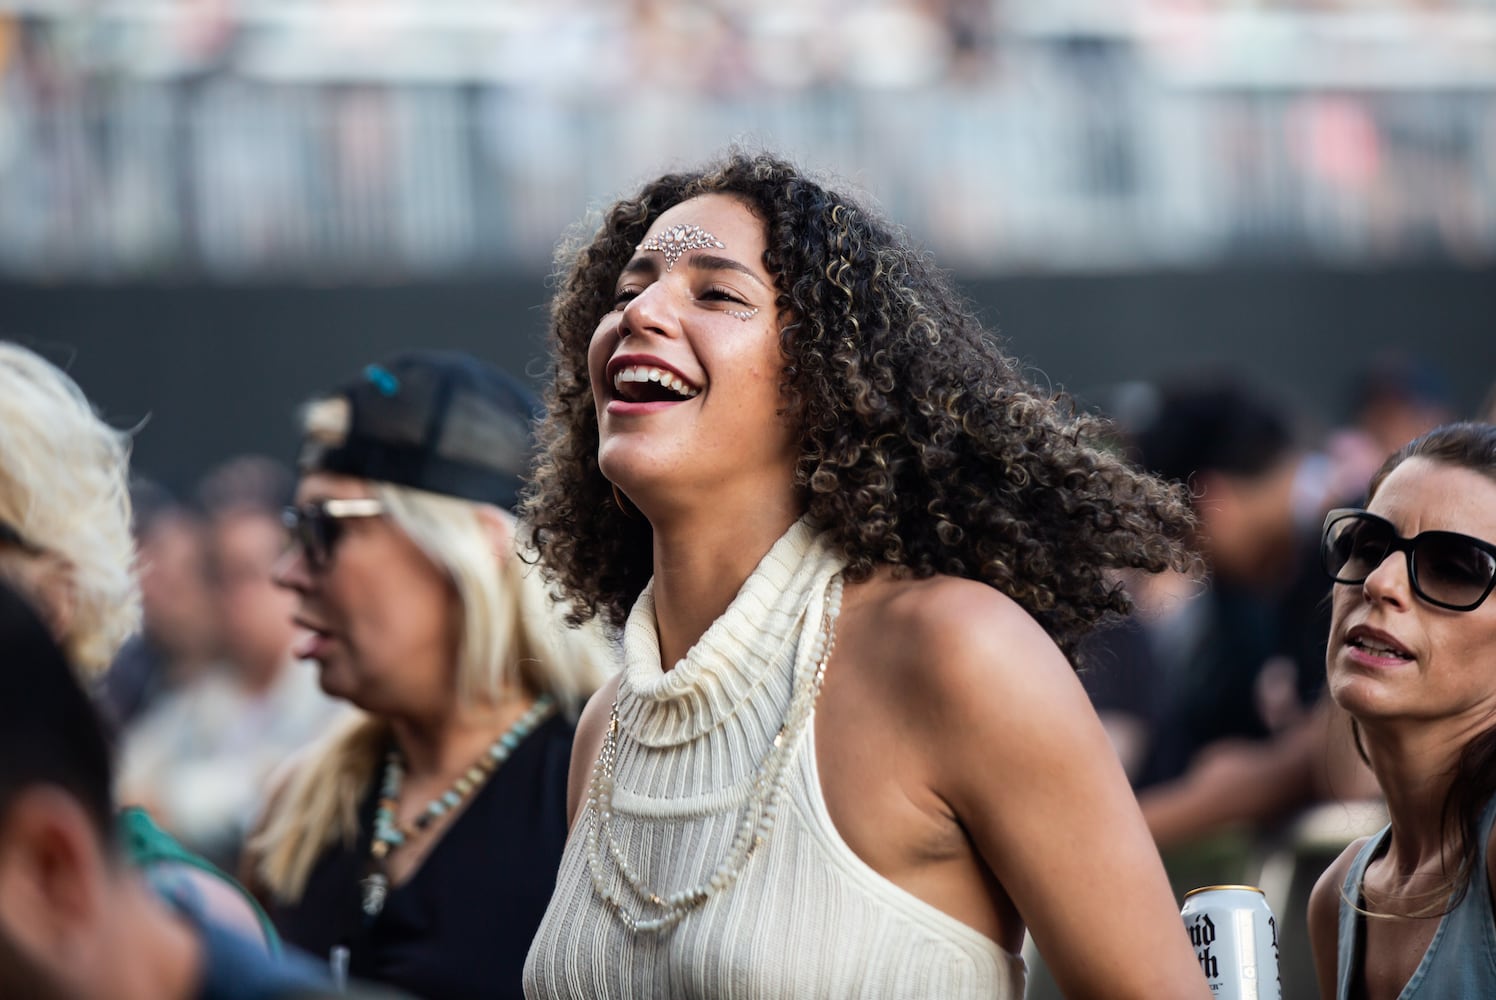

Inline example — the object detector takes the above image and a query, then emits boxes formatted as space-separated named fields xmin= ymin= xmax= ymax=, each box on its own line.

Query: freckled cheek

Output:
xmin=1448 ymin=620 xmax=1496 ymax=671
xmin=587 ymin=322 xmax=619 ymax=400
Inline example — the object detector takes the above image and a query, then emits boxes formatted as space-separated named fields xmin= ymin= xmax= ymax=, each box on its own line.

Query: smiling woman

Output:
xmin=1308 ymin=422 xmax=1496 ymax=1000
xmin=520 ymin=152 xmax=1209 ymax=1000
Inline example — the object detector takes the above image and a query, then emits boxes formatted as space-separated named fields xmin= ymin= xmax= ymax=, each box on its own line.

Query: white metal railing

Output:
xmin=0 ymin=3 xmax=1493 ymax=278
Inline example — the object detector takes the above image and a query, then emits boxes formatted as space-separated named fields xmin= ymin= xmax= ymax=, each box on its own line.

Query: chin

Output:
xmin=597 ymin=444 xmax=672 ymax=497
xmin=313 ymin=665 xmax=357 ymax=705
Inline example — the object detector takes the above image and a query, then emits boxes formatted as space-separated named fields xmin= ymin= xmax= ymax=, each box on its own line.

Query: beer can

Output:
xmin=1180 ymin=884 xmax=1281 ymax=1000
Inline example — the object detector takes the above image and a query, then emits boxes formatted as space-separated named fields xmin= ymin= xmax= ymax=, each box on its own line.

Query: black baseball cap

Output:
xmin=298 ymin=351 xmax=539 ymax=511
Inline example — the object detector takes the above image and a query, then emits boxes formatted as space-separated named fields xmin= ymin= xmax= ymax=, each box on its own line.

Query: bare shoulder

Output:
xmin=1309 ymin=836 xmax=1367 ymax=919
xmin=1307 ymin=836 xmax=1368 ymax=1000
xmin=836 ymin=572 xmax=1210 ymax=997
xmin=566 ymin=671 xmax=622 ymax=829
xmin=836 ymin=570 xmax=1097 ymax=802
xmin=841 ymin=570 xmax=1079 ymax=728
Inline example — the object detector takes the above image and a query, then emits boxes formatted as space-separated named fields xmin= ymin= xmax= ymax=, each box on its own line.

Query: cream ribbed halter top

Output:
xmin=523 ymin=519 xmax=1025 ymax=999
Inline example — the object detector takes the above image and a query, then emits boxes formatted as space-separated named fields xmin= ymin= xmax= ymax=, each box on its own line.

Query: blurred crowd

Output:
xmin=2 ymin=1 xmax=1495 ymax=277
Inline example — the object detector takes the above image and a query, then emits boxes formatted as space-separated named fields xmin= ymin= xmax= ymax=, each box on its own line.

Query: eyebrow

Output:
xmin=689 ymin=253 xmax=769 ymax=290
xmin=620 ymin=251 xmax=769 ymax=290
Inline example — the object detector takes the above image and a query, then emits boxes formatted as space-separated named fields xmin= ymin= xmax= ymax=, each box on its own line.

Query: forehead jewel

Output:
xmin=637 ymin=223 xmax=726 ymax=271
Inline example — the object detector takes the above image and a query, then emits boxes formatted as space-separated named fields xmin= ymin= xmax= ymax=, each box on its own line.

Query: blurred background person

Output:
xmin=1126 ymin=375 xmax=1314 ymax=796
xmin=248 ymin=352 xmax=610 ymax=1000
xmin=1072 ymin=375 xmax=1380 ymax=1000
xmin=0 ymin=341 xmax=140 ymax=683
xmin=117 ymin=455 xmax=348 ymax=870
xmin=0 ymin=578 xmax=380 ymax=1000
xmin=100 ymin=481 xmax=223 ymax=730
xmin=1321 ymin=352 xmax=1458 ymax=512
xmin=0 ymin=339 xmax=280 ymax=951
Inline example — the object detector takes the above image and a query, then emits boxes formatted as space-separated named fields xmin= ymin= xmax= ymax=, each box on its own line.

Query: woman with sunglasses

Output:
xmin=1308 ymin=421 xmax=1496 ymax=999
xmin=520 ymin=153 xmax=1208 ymax=998
xmin=248 ymin=352 xmax=609 ymax=1000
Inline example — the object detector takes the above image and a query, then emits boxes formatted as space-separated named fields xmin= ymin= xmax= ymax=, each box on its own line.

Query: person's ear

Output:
xmin=0 ymin=786 xmax=110 ymax=967
xmin=475 ymin=505 xmax=517 ymax=558
xmin=0 ymin=556 xmax=77 ymax=652
xmin=32 ymin=559 xmax=77 ymax=643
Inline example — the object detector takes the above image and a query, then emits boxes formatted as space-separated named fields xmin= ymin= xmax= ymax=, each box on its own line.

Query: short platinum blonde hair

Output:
xmin=0 ymin=343 xmax=138 ymax=674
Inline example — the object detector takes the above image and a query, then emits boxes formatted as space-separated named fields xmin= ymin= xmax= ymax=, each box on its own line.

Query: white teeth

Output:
xmin=613 ymin=365 xmax=699 ymax=399
xmin=1353 ymin=637 xmax=1410 ymax=658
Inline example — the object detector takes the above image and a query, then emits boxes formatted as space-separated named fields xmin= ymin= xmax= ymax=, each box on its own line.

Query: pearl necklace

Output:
xmin=359 ymin=693 xmax=556 ymax=917
xmin=584 ymin=575 xmax=843 ymax=934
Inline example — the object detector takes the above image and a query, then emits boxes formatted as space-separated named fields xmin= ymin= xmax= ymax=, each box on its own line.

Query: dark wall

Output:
xmin=2 ymin=266 xmax=1491 ymax=498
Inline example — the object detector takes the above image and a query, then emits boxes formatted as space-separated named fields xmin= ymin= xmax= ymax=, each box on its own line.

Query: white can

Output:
xmin=1180 ymin=884 xmax=1282 ymax=1000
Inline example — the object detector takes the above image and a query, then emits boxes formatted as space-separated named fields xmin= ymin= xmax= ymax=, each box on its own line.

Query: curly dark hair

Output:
xmin=522 ymin=152 xmax=1197 ymax=662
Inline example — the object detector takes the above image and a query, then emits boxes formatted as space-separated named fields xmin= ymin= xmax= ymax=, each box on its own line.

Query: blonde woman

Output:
xmin=0 ymin=342 xmax=138 ymax=674
xmin=253 ymin=352 xmax=608 ymax=1000
xmin=0 ymin=340 xmax=279 ymax=946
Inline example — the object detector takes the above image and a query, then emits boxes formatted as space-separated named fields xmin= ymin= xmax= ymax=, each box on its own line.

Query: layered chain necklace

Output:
xmin=359 ymin=693 xmax=556 ymax=918
xmin=584 ymin=575 xmax=844 ymax=933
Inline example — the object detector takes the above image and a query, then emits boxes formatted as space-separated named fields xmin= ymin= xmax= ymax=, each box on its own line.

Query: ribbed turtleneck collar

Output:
xmin=617 ymin=517 xmax=845 ymax=748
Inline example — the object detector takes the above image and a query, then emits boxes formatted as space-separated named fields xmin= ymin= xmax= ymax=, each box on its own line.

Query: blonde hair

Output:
xmin=251 ymin=397 xmax=613 ymax=902
xmin=0 ymin=343 xmax=139 ymax=675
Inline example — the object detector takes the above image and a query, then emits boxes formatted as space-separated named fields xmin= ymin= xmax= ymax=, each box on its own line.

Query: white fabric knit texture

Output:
xmin=524 ymin=518 xmax=1025 ymax=999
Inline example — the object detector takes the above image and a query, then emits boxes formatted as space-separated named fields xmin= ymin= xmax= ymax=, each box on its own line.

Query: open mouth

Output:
xmin=612 ymin=364 xmax=700 ymax=403
xmin=1346 ymin=626 xmax=1413 ymax=661
xmin=1347 ymin=636 xmax=1412 ymax=660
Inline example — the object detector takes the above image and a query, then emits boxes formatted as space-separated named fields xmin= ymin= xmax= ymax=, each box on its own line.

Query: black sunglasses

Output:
xmin=1321 ymin=508 xmax=1496 ymax=612
xmin=282 ymin=498 xmax=385 ymax=570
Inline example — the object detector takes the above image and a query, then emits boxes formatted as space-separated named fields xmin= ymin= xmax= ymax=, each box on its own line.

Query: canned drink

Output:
xmin=1180 ymin=884 xmax=1281 ymax=1000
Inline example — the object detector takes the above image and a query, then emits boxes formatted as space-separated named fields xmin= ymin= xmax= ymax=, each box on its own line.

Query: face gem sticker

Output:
xmin=637 ymin=224 xmax=727 ymax=270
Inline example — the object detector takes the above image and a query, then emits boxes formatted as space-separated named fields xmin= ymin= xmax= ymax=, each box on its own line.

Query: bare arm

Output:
xmin=916 ymin=582 xmax=1206 ymax=1000
xmin=1140 ymin=729 xmax=1317 ymax=850
xmin=1307 ymin=839 xmax=1364 ymax=1000
xmin=566 ymin=673 xmax=621 ymax=830
xmin=1140 ymin=698 xmax=1379 ymax=850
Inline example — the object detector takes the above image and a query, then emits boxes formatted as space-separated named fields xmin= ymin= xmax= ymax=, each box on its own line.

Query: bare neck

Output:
xmin=648 ymin=505 xmax=802 ymax=672
xmin=1363 ymin=716 xmax=1485 ymax=865
xmin=236 ymin=652 xmax=288 ymax=698
xmin=389 ymin=687 xmax=535 ymax=780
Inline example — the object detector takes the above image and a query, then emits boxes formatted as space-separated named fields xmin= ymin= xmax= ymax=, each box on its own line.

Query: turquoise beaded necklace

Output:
xmin=360 ymin=693 xmax=556 ymax=917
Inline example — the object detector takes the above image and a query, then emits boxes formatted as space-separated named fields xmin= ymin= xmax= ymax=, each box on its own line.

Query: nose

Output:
xmin=1360 ymin=548 xmax=1413 ymax=610
xmin=618 ymin=279 xmax=677 ymax=341
xmin=272 ymin=543 xmax=312 ymax=594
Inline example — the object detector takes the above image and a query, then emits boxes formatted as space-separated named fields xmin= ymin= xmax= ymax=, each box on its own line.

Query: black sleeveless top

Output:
xmin=271 ymin=713 xmax=574 ymax=1000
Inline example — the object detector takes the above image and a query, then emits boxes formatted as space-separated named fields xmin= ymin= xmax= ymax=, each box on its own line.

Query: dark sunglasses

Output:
xmin=282 ymin=498 xmax=385 ymax=570
xmin=1321 ymin=508 xmax=1496 ymax=612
